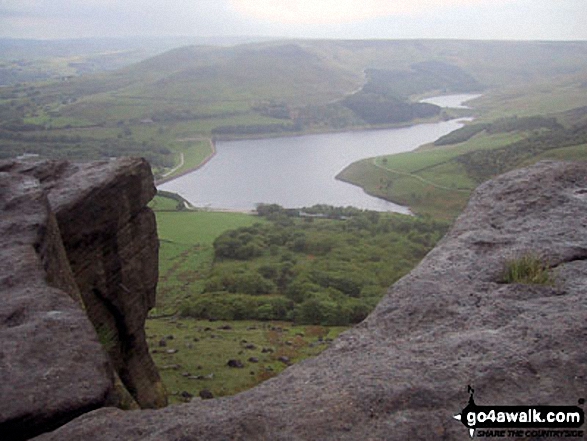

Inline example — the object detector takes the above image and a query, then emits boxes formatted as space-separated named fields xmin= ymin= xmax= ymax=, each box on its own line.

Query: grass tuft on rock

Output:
xmin=501 ymin=254 xmax=555 ymax=286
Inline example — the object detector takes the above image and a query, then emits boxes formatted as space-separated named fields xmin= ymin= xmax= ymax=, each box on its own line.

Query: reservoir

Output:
xmin=159 ymin=94 xmax=478 ymax=212
xmin=420 ymin=93 xmax=482 ymax=108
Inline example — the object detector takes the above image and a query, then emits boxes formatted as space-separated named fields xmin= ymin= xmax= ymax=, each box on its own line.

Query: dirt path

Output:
xmin=156 ymin=138 xmax=216 ymax=185
xmin=161 ymin=152 xmax=185 ymax=178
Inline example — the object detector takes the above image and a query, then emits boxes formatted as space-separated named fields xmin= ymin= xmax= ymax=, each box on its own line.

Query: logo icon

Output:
xmin=453 ymin=386 xmax=585 ymax=438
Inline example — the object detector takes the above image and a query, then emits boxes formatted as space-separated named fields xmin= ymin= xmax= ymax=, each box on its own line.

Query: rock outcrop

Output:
xmin=0 ymin=158 xmax=166 ymax=440
xmin=30 ymin=160 xmax=587 ymax=440
xmin=2 ymin=159 xmax=585 ymax=440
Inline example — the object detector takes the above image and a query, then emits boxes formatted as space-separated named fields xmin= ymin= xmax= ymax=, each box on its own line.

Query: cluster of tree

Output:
xmin=486 ymin=116 xmax=562 ymax=134
xmin=338 ymin=61 xmax=484 ymax=126
xmin=0 ymin=66 xmax=52 ymax=87
xmin=0 ymin=131 xmax=174 ymax=167
xmin=433 ymin=123 xmax=490 ymax=146
xmin=251 ymin=101 xmax=292 ymax=119
xmin=457 ymin=121 xmax=587 ymax=183
xmin=292 ymin=103 xmax=363 ymax=130
xmin=180 ymin=206 xmax=449 ymax=326
xmin=362 ymin=62 xmax=482 ymax=100
xmin=150 ymin=109 xmax=239 ymax=123
xmin=211 ymin=122 xmax=301 ymax=136
xmin=434 ymin=115 xmax=563 ymax=146
xmin=256 ymin=203 xmax=373 ymax=220
xmin=342 ymin=92 xmax=440 ymax=125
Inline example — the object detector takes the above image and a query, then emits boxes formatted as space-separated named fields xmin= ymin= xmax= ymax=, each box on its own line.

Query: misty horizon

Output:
xmin=1 ymin=0 xmax=585 ymax=41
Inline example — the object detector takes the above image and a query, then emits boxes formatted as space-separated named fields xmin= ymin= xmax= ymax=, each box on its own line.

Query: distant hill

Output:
xmin=45 ymin=39 xmax=587 ymax=122
xmin=1 ymin=39 xmax=587 ymax=170
xmin=0 ymin=36 xmax=278 ymax=86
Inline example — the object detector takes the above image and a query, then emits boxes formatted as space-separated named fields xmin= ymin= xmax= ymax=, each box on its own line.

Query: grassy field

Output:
xmin=151 ymin=206 xmax=264 ymax=315
xmin=148 ymin=200 xmax=359 ymax=403
xmin=339 ymin=130 xmax=587 ymax=220
xmin=471 ymin=73 xmax=587 ymax=121
xmin=145 ymin=318 xmax=346 ymax=404
xmin=337 ymin=159 xmax=471 ymax=220
xmin=150 ymin=201 xmax=307 ymax=402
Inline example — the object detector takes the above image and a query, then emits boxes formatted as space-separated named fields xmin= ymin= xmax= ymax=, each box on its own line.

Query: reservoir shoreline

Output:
xmin=158 ymin=94 xmax=479 ymax=212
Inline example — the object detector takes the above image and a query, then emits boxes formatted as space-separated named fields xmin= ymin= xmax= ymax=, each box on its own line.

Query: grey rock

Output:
xmin=1 ymin=158 xmax=167 ymax=439
xmin=277 ymin=356 xmax=291 ymax=365
xmin=199 ymin=389 xmax=214 ymax=400
xmin=227 ymin=359 xmax=245 ymax=368
xmin=0 ymin=170 xmax=114 ymax=441
xmin=180 ymin=391 xmax=193 ymax=401
xmin=2 ymin=158 xmax=166 ymax=410
xmin=33 ymin=161 xmax=587 ymax=440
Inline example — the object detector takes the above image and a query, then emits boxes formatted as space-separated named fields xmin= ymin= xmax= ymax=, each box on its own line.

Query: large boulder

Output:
xmin=0 ymin=169 xmax=114 ymax=441
xmin=25 ymin=159 xmax=166 ymax=409
xmin=0 ymin=158 xmax=166 ymax=440
xmin=33 ymin=160 xmax=587 ymax=440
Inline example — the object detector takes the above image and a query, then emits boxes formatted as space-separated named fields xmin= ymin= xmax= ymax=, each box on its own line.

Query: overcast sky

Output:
xmin=0 ymin=0 xmax=585 ymax=41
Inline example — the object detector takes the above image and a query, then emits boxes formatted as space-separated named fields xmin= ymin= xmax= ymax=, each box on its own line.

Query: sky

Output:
xmin=0 ymin=0 xmax=586 ymax=41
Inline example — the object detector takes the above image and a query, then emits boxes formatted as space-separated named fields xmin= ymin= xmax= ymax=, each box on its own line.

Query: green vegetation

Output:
xmin=501 ymin=254 xmax=555 ymax=286
xmin=455 ymin=120 xmax=587 ymax=184
xmin=95 ymin=324 xmax=118 ymax=352
xmin=145 ymin=318 xmax=346 ymax=404
xmin=153 ymin=208 xmax=263 ymax=315
xmin=339 ymin=106 xmax=587 ymax=220
xmin=148 ymin=194 xmax=448 ymax=401
xmin=433 ymin=116 xmax=561 ymax=146
xmin=172 ymin=204 xmax=447 ymax=326
xmin=5 ymin=39 xmax=586 ymax=180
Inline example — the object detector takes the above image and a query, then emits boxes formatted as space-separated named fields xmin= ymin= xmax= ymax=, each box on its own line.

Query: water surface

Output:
xmin=420 ymin=93 xmax=482 ymax=109
xmin=160 ymin=95 xmax=478 ymax=212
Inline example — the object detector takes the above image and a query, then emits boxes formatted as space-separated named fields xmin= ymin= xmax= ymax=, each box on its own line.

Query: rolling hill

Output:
xmin=1 ymin=39 xmax=587 ymax=178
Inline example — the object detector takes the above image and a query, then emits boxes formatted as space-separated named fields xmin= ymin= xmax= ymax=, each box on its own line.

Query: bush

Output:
xmin=180 ymin=294 xmax=239 ymax=320
xmin=180 ymin=294 xmax=293 ymax=321
xmin=256 ymin=297 xmax=294 ymax=321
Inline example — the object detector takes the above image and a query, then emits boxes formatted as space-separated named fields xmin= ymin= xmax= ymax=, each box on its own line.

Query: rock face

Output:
xmin=32 ymin=160 xmax=587 ymax=441
xmin=0 ymin=158 xmax=166 ymax=440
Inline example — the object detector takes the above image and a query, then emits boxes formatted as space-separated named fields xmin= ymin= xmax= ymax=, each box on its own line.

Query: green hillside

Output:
xmin=338 ymin=103 xmax=587 ymax=220
xmin=2 ymin=39 xmax=587 ymax=180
